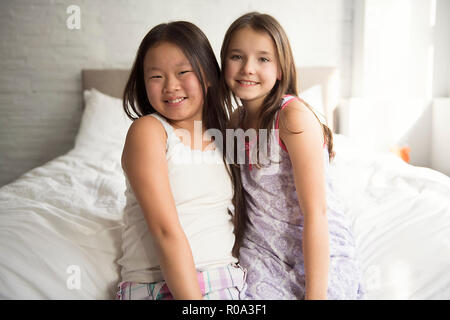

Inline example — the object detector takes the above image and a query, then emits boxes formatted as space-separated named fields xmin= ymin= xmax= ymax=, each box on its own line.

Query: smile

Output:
xmin=237 ymin=80 xmax=259 ymax=87
xmin=165 ymin=97 xmax=186 ymax=104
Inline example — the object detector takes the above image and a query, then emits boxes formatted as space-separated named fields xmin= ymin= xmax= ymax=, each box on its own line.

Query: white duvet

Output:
xmin=329 ymin=136 xmax=450 ymax=299
xmin=0 ymin=89 xmax=449 ymax=299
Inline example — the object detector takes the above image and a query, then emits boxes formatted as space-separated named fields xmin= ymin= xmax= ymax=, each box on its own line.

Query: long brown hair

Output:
xmin=123 ymin=21 xmax=246 ymax=258
xmin=220 ymin=12 xmax=334 ymax=160
xmin=220 ymin=12 xmax=335 ymax=255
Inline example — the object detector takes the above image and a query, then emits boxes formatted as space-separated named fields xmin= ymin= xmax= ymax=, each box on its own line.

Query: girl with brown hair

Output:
xmin=221 ymin=12 xmax=364 ymax=300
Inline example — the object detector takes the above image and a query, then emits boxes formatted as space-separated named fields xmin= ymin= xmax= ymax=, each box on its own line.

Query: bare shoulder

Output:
xmin=278 ymin=98 xmax=322 ymax=134
xmin=122 ymin=115 xmax=167 ymax=170
xmin=130 ymin=114 xmax=166 ymax=133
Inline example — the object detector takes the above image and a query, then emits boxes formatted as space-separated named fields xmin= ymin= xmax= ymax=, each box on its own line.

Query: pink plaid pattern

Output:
xmin=116 ymin=263 xmax=247 ymax=300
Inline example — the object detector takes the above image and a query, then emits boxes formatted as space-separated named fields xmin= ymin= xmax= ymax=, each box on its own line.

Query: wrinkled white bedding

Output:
xmin=330 ymin=136 xmax=450 ymax=299
xmin=0 ymin=146 xmax=125 ymax=299
xmin=0 ymin=89 xmax=448 ymax=299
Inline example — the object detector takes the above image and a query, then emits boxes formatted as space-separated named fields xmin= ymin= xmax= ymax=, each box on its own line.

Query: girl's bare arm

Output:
xmin=279 ymin=100 xmax=330 ymax=300
xmin=122 ymin=116 xmax=202 ymax=300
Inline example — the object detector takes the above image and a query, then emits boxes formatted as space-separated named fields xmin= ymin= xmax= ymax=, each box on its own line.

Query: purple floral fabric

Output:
xmin=239 ymin=96 xmax=365 ymax=300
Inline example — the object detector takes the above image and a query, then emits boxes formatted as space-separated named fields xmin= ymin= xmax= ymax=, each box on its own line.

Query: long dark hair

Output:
xmin=220 ymin=12 xmax=334 ymax=160
xmin=123 ymin=21 xmax=228 ymax=133
xmin=219 ymin=12 xmax=335 ymax=256
xmin=123 ymin=21 xmax=246 ymax=259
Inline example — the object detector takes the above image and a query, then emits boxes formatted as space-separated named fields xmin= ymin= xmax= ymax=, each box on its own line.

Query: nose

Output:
xmin=240 ymin=58 xmax=255 ymax=75
xmin=163 ymin=75 xmax=180 ymax=93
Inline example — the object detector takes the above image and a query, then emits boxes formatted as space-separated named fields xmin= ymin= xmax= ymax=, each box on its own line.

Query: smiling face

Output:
xmin=224 ymin=27 xmax=280 ymax=109
xmin=143 ymin=41 xmax=204 ymax=125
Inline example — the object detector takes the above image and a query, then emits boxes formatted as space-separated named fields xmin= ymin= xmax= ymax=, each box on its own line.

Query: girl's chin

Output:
xmin=163 ymin=110 xmax=203 ymax=122
xmin=237 ymin=95 xmax=265 ymax=104
xmin=235 ymin=93 xmax=256 ymax=101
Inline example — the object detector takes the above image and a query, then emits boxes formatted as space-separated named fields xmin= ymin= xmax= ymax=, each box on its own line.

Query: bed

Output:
xmin=0 ymin=68 xmax=449 ymax=300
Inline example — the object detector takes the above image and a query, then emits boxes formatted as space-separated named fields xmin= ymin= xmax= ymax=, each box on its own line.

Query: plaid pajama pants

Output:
xmin=116 ymin=263 xmax=247 ymax=300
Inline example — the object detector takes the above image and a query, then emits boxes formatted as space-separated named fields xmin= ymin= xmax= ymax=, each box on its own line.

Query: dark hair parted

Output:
xmin=123 ymin=21 xmax=246 ymax=259
xmin=220 ymin=12 xmax=335 ymax=162
xmin=123 ymin=21 xmax=228 ymax=134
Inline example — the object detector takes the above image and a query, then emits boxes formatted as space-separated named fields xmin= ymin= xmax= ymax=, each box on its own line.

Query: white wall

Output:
xmin=432 ymin=0 xmax=450 ymax=98
xmin=342 ymin=0 xmax=449 ymax=169
xmin=431 ymin=99 xmax=450 ymax=176
xmin=0 ymin=0 xmax=354 ymax=187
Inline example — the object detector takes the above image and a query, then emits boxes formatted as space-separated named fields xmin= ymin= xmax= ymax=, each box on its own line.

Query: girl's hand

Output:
xmin=305 ymin=292 xmax=328 ymax=300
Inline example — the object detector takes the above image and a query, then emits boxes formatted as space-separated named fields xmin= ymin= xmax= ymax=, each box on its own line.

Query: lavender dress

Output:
xmin=238 ymin=95 xmax=365 ymax=300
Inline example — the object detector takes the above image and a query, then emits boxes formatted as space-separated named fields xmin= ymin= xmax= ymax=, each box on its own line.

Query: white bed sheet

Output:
xmin=329 ymin=135 xmax=450 ymax=299
xmin=0 ymin=145 xmax=126 ymax=299
xmin=0 ymin=89 xmax=449 ymax=299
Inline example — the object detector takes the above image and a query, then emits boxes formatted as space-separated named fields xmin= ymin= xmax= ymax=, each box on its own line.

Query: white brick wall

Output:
xmin=0 ymin=0 xmax=354 ymax=187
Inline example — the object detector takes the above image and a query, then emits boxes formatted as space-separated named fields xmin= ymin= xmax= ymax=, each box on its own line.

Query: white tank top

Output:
xmin=118 ymin=113 xmax=237 ymax=283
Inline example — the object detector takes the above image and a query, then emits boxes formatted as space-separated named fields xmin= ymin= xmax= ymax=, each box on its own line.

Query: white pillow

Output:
xmin=75 ymin=89 xmax=132 ymax=152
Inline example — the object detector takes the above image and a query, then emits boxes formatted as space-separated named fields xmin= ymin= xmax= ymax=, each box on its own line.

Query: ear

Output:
xmin=277 ymin=68 xmax=282 ymax=81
